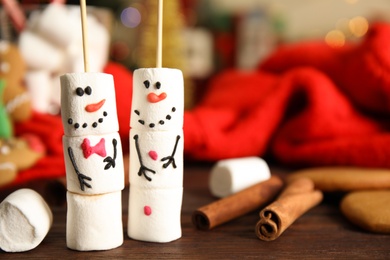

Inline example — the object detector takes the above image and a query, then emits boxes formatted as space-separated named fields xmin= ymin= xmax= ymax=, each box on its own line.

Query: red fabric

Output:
xmin=184 ymin=22 xmax=390 ymax=167
xmin=14 ymin=112 xmax=65 ymax=184
xmin=259 ymin=22 xmax=390 ymax=114
xmin=104 ymin=62 xmax=133 ymax=153
xmin=9 ymin=61 xmax=132 ymax=186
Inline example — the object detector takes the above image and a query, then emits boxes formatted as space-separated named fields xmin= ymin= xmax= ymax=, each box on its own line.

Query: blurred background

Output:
xmin=3 ymin=0 xmax=390 ymax=107
xmin=2 ymin=0 xmax=390 ymax=190
xmin=66 ymin=0 xmax=390 ymax=70
xmin=2 ymin=0 xmax=390 ymax=109
xmin=69 ymin=0 xmax=390 ymax=102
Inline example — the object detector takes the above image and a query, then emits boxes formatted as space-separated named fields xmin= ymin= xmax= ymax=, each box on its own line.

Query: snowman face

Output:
xmin=61 ymin=72 xmax=119 ymax=137
xmin=130 ymin=68 xmax=184 ymax=131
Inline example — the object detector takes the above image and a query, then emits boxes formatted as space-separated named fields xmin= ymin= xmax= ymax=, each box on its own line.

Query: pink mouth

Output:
xmin=85 ymin=99 xmax=105 ymax=113
xmin=147 ymin=92 xmax=167 ymax=103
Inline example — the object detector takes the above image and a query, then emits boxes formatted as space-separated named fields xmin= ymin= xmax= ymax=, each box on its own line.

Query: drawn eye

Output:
xmin=85 ymin=86 xmax=92 ymax=95
xmin=143 ymin=80 xmax=150 ymax=89
xmin=76 ymin=87 xmax=84 ymax=96
xmin=155 ymin=81 xmax=161 ymax=89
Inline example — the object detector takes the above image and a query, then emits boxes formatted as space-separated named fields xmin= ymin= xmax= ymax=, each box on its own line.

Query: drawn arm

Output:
xmin=161 ymin=135 xmax=180 ymax=169
xmin=68 ymin=147 xmax=92 ymax=191
xmin=134 ymin=134 xmax=156 ymax=181
xmin=103 ymin=138 xmax=117 ymax=170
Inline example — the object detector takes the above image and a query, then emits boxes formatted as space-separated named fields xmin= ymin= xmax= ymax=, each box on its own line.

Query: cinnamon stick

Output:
xmin=192 ymin=175 xmax=283 ymax=230
xmin=255 ymin=178 xmax=323 ymax=241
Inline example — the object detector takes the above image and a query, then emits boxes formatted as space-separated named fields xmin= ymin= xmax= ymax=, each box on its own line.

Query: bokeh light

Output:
xmin=325 ymin=30 xmax=345 ymax=47
xmin=120 ymin=7 xmax=141 ymax=28
xmin=349 ymin=16 xmax=369 ymax=37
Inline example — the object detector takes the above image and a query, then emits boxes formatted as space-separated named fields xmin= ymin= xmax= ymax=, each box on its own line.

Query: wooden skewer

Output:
xmin=80 ymin=0 xmax=89 ymax=72
xmin=156 ymin=0 xmax=163 ymax=68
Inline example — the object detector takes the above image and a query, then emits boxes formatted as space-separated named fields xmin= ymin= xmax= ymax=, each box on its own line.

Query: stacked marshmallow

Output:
xmin=61 ymin=73 xmax=124 ymax=251
xmin=19 ymin=3 xmax=109 ymax=114
xmin=128 ymin=68 xmax=184 ymax=243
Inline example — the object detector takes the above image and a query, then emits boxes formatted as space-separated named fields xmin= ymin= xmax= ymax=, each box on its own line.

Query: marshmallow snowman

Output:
xmin=61 ymin=72 xmax=124 ymax=251
xmin=128 ymin=68 xmax=184 ymax=243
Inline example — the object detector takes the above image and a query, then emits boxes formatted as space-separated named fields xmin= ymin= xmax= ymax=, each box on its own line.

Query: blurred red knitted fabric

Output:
xmin=184 ymin=22 xmax=390 ymax=167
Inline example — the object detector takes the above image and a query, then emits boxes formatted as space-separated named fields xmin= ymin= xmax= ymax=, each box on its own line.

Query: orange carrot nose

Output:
xmin=147 ymin=92 xmax=167 ymax=103
xmin=85 ymin=99 xmax=105 ymax=112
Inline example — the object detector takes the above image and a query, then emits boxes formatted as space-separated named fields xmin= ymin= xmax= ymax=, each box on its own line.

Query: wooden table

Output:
xmin=1 ymin=163 xmax=390 ymax=259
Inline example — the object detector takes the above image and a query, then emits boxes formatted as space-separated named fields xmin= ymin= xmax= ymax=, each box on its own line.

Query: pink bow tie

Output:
xmin=81 ymin=138 xmax=107 ymax=159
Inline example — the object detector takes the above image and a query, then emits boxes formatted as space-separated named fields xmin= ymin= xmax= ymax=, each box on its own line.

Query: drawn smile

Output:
xmin=134 ymin=107 xmax=176 ymax=128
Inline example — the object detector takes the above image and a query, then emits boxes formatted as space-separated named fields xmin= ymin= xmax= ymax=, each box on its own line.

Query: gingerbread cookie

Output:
xmin=0 ymin=41 xmax=32 ymax=123
xmin=340 ymin=190 xmax=390 ymax=233
xmin=286 ymin=167 xmax=390 ymax=192
xmin=0 ymin=163 xmax=17 ymax=187
xmin=0 ymin=136 xmax=45 ymax=187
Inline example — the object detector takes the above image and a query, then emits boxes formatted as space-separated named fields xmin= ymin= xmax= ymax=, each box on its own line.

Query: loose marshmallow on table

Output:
xmin=209 ymin=157 xmax=271 ymax=198
xmin=61 ymin=73 xmax=119 ymax=137
xmin=67 ymin=191 xmax=123 ymax=251
xmin=63 ymin=132 xmax=124 ymax=195
xmin=130 ymin=68 xmax=184 ymax=131
xmin=0 ymin=189 xmax=53 ymax=252
xmin=129 ymin=128 xmax=183 ymax=188
xmin=128 ymin=186 xmax=183 ymax=243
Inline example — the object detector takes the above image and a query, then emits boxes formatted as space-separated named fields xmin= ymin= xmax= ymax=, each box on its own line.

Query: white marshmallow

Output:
xmin=129 ymin=129 xmax=183 ymax=189
xmin=18 ymin=30 xmax=64 ymax=71
xmin=0 ymin=189 xmax=53 ymax=252
xmin=209 ymin=157 xmax=271 ymax=198
xmin=128 ymin=186 xmax=182 ymax=243
xmin=61 ymin=73 xmax=119 ymax=137
xmin=183 ymin=28 xmax=214 ymax=78
xmin=49 ymin=74 xmax=62 ymax=114
xmin=25 ymin=70 xmax=52 ymax=113
xmin=34 ymin=4 xmax=77 ymax=48
xmin=63 ymin=132 xmax=124 ymax=195
xmin=67 ymin=191 xmax=123 ymax=251
xmin=130 ymin=68 xmax=184 ymax=131
xmin=65 ymin=14 xmax=109 ymax=73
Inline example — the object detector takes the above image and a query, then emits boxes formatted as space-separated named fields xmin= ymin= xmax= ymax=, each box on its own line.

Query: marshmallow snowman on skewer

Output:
xmin=128 ymin=0 xmax=184 ymax=243
xmin=128 ymin=68 xmax=184 ymax=243
xmin=61 ymin=73 xmax=124 ymax=251
xmin=60 ymin=0 xmax=124 ymax=251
